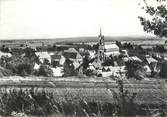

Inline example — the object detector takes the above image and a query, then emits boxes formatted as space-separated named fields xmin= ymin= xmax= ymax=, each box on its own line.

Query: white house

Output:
xmin=0 ymin=51 xmax=12 ymax=58
xmin=51 ymin=67 xmax=63 ymax=77
xmin=35 ymin=52 xmax=51 ymax=64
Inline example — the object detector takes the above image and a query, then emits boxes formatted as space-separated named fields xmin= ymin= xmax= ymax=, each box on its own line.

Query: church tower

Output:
xmin=97 ymin=28 xmax=105 ymax=63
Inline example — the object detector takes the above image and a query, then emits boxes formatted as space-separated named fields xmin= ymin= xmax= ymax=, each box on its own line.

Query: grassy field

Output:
xmin=0 ymin=77 xmax=167 ymax=116
xmin=0 ymin=76 xmax=166 ymax=104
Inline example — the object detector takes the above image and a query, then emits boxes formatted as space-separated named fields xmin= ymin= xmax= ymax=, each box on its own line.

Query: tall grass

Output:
xmin=0 ymin=82 xmax=166 ymax=117
xmin=0 ymin=88 xmax=105 ymax=117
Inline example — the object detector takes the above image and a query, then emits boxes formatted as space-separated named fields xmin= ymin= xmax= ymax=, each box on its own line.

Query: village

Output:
xmin=1 ymin=29 xmax=167 ymax=117
xmin=1 ymin=0 xmax=167 ymax=116
xmin=0 ymin=29 xmax=167 ymax=80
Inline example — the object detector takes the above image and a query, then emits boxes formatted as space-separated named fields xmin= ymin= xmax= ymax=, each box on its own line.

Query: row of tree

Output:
xmin=0 ymin=47 xmax=54 ymax=77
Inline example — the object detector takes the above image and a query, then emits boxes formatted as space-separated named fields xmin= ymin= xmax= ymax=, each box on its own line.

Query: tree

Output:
xmin=112 ymin=80 xmax=137 ymax=116
xmin=1 ymin=45 xmax=10 ymax=53
xmin=82 ymin=55 xmax=91 ymax=72
xmin=5 ymin=55 xmax=34 ymax=76
xmin=63 ymin=59 xmax=78 ymax=77
xmin=138 ymin=0 xmax=167 ymax=38
xmin=116 ymin=41 xmax=122 ymax=48
xmin=24 ymin=47 xmax=35 ymax=58
xmin=38 ymin=65 xmax=53 ymax=77
xmin=0 ymin=66 xmax=13 ymax=77
xmin=125 ymin=60 xmax=145 ymax=80
xmin=92 ymin=44 xmax=99 ymax=52
xmin=159 ymin=61 xmax=167 ymax=78
xmin=102 ymin=57 xmax=114 ymax=66
xmin=153 ymin=45 xmax=165 ymax=52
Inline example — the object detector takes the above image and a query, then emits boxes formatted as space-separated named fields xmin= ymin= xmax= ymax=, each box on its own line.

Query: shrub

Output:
xmin=125 ymin=60 xmax=145 ymax=80
xmin=0 ymin=66 xmax=13 ymax=77
xmin=111 ymin=80 xmax=137 ymax=116
xmin=0 ymin=88 xmax=57 ymax=116
xmin=6 ymin=56 xmax=34 ymax=76
xmin=38 ymin=65 xmax=53 ymax=77
xmin=159 ymin=61 xmax=167 ymax=78
xmin=102 ymin=57 xmax=114 ymax=66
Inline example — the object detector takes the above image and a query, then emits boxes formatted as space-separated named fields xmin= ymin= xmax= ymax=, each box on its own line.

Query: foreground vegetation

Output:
xmin=0 ymin=79 xmax=167 ymax=117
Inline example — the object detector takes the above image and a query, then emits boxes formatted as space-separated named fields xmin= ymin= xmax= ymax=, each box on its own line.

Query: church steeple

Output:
xmin=98 ymin=27 xmax=104 ymax=46
xmin=97 ymin=27 xmax=105 ymax=63
xmin=99 ymin=27 xmax=102 ymax=36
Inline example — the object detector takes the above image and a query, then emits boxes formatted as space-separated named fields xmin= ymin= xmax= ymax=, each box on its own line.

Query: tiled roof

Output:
xmin=64 ymin=48 xmax=82 ymax=60
xmin=146 ymin=57 xmax=158 ymax=64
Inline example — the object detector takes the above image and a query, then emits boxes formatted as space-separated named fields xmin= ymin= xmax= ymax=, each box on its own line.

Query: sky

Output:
xmin=0 ymin=0 xmax=155 ymax=39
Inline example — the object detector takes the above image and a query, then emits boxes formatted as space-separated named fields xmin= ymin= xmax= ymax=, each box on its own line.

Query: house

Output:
xmin=79 ymin=48 xmax=85 ymax=53
xmin=129 ymin=56 xmax=142 ymax=62
xmin=120 ymin=49 xmax=128 ymax=57
xmin=89 ymin=50 xmax=96 ymax=59
xmin=33 ymin=63 xmax=40 ymax=70
xmin=49 ymin=52 xmax=55 ymax=56
xmin=88 ymin=63 xmax=96 ymax=70
xmin=51 ymin=51 xmax=65 ymax=67
xmin=104 ymin=44 xmax=120 ymax=57
xmin=152 ymin=53 xmax=161 ymax=60
xmin=0 ymin=51 xmax=12 ymax=58
xmin=101 ymin=66 xmax=126 ymax=77
xmin=51 ymin=67 xmax=63 ymax=77
xmin=123 ymin=56 xmax=142 ymax=62
xmin=63 ymin=48 xmax=82 ymax=63
xmin=145 ymin=57 xmax=158 ymax=64
xmin=63 ymin=48 xmax=83 ymax=77
xmin=163 ymin=55 xmax=167 ymax=60
xmin=144 ymin=65 xmax=152 ymax=76
xmin=72 ymin=61 xmax=80 ymax=69
xmin=145 ymin=56 xmax=158 ymax=72
xmin=35 ymin=52 xmax=51 ymax=64
xmin=92 ymin=60 xmax=102 ymax=70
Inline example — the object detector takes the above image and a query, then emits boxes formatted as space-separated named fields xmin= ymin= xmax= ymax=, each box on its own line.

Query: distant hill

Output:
xmin=0 ymin=36 xmax=166 ymax=47
xmin=40 ymin=35 xmax=164 ymax=43
xmin=54 ymin=36 xmax=164 ymax=43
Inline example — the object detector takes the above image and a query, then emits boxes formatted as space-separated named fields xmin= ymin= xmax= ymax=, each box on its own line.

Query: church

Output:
xmin=97 ymin=28 xmax=120 ymax=63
